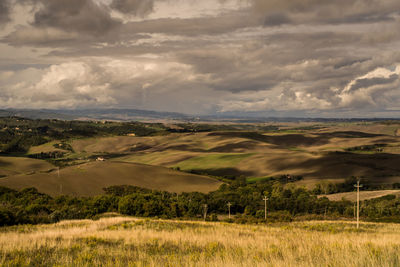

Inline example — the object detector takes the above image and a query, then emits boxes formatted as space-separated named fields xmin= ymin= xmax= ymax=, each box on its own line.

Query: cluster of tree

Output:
xmin=345 ymin=144 xmax=386 ymax=152
xmin=1 ymin=178 xmax=400 ymax=227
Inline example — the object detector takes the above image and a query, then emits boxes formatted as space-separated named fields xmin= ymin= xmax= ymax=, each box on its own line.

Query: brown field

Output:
xmin=0 ymin=161 xmax=221 ymax=196
xmin=320 ymin=190 xmax=400 ymax=202
xmin=1 ymin=217 xmax=400 ymax=266
xmin=0 ymin=156 xmax=54 ymax=177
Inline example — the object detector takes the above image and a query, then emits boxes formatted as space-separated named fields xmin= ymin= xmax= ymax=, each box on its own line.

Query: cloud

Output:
xmin=32 ymin=0 xmax=120 ymax=35
xmin=251 ymin=0 xmax=400 ymax=25
xmin=110 ymin=0 xmax=154 ymax=16
xmin=0 ymin=58 xmax=221 ymax=113
xmin=0 ymin=0 xmax=400 ymax=116
xmin=339 ymin=66 xmax=400 ymax=108
xmin=4 ymin=26 xmax=79 ymax=46
xmin=0 ymin=0 xmax=11 ymax=25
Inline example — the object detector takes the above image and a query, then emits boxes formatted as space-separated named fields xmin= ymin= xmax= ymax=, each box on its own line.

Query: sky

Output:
xmin=0 ymin=0 xmax=400 ymax=117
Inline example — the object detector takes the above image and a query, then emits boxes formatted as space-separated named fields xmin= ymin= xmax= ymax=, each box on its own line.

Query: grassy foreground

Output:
xmin=1 ymin=217 xmax=400 ymax=266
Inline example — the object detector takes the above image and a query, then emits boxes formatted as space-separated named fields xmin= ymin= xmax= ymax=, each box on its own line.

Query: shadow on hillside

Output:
xmin=208 ymin=132 xmax=330 ymax=147
xmin=0 ymin=159 xmax=12 ymax=167
xmin=187 ymin=167 xmax=256 ymax=178
xmin=318 ymin=131 xmax=384 ymax=138
xmin=208 ymin=131 xmax=388 ymax=148
xmin=208 ymin=141 xmax=259 ymax=152
xmin=266 ymin=152 xmax=400 ymax=181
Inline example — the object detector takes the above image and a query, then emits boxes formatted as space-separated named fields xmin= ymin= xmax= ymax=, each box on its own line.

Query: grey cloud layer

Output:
xmin=111 ymin=0 xmax=154 ymax=16
xmin=252 ymin=0 xmax=400 ymax=25
xmin=0 ymin=0 xmax=11 ymax=25
xmin=0 ymin=0 xmax=399 ymax=116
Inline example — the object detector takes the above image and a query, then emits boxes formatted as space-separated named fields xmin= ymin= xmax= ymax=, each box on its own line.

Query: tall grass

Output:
xmin=1 ymin=217 xmax=399 ymax=266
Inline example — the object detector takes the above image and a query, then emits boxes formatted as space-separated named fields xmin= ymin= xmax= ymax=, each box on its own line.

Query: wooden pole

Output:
xmin=58 ymin=167 xmax=62 ymax=195
xmin=263 ymin=196 xmax=269 ymax=220
xmin=227 ymin=202 xmax=232 ymax=219
xmin=354 ymin=180 xmax=363 ymax=229
xmin=203 ymin=204 xmax=208 ymax=221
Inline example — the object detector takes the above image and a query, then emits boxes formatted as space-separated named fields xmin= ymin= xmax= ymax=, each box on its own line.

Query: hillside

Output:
xmin=0 ymin=156 xmax=54 ymax=177
xmin=0 ymin=161 xmax=222 ymax=196
xmin=68 ymin=126 xmax=400 ymax=185
xmin=1 ymin=217 xmax=400 ymax=266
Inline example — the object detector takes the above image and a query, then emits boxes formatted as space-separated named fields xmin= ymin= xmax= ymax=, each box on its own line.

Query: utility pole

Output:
xmin=58 ymin=167 xmax=62 ymax=195
xmin=354 ymin=180 xmax=363 ymax=229
xmin=227 ymin=202 xmax=232 ymax=219
xmin=203 ymin=204 xmax=208 ymax=221
xmin=263 ymin=196 xmax=269 ymax=220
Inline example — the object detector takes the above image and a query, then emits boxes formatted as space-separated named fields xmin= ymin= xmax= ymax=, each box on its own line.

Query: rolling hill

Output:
xmin=67 ymin=128 xmax=400 ymax=185
xmin=0 ymin=161 xmax=222 ymax=196
xmin=0 ymin=156 xmax=54 ymax=177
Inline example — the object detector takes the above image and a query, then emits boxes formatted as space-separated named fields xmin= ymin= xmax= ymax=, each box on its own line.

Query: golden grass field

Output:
xmin=0 ymin=161 xmax=221 ymax=196
xmin=1 ymin=216 xmax=400 ymax=266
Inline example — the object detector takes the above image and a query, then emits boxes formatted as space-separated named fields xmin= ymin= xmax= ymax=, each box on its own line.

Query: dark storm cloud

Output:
xmin=0 ymin=0 xmax=400 ymax=115
xmin=251 ymin=0 xmax=400 ymax=25
xmin=264 ymin=13 xmax=292 ymax=26
xmin=0 ymin=0 xmax=11 ymax=25
xmin=32 ymin=0 xmax=120 ymax=35
xmin=349 ymin=74 xmax=399 ymax=92
xmin=111 ymin=0 xmax=154 ymax=16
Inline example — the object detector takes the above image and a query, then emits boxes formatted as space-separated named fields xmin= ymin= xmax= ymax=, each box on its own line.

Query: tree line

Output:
xmin=1 ymin=177 xmax=400 ymax=226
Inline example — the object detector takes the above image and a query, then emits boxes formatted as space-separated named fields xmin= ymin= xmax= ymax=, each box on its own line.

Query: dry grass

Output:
xmin=1 ymin=217 xmax=400 ymax=266
xmin=320 ymin=190 xmax=400 ymax=202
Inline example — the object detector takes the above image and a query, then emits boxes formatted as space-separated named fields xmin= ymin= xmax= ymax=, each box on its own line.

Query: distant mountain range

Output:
xmin=0 ymin=108 xmax=191 ymax=121
xmin=0 ymin=108 xmax=398 ymax=122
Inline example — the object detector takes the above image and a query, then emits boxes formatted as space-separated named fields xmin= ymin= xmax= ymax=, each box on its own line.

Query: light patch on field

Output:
xmin=27 ymin=141 xmax=67 ymax=155
xmin=320 ymin=190 xmax=400 ymax=202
